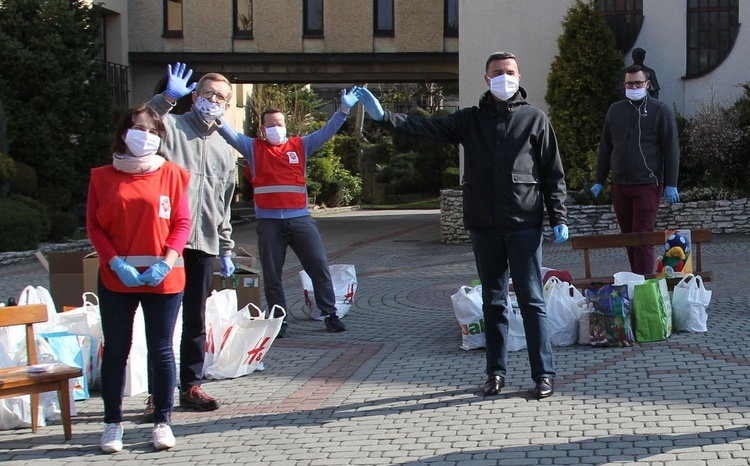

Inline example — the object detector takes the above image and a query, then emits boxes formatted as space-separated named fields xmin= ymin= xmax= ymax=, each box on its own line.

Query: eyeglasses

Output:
xmin=197 ymin=89 xmax=228 ymax=103
xmin=624 ymin=80 xmax=647 ymax=89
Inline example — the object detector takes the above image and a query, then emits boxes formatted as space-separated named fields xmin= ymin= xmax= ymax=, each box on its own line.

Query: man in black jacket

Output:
xmin=355 ymin=51 xmax=568 ymax=399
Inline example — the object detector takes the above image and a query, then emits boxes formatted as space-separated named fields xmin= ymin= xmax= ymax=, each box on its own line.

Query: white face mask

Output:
xmin=194 ymin=96 xmax=225 ymax=122
xmin=124 ymin=129 xmax=161 ymax=157
xmin=488 ymin=74 xmax=519 ymax=101
xmin=264 ymin=126 xmax=287 ymax=145
xmin=625 ymin=87 xmax=648 ymax=101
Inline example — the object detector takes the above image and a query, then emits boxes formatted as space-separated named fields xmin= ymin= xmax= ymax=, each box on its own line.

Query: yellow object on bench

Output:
xmin=0 ymin=304 xmax=83 ymax=440
xmin=570 ymin=229 xmax=713 ymax=290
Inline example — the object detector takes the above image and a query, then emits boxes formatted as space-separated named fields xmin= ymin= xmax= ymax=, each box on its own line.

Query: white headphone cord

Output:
xmin=631 ymin=96 xmax=657 ymax=185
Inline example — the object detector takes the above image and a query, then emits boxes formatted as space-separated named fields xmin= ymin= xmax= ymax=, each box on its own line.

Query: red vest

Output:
xmin=89 ymin=162 xmax=190 ymax=294
xmin=251 ymin=137 xmax=308 ymax=209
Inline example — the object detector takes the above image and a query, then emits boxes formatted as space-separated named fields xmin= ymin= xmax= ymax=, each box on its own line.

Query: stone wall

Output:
xmin=440 ymin=189 xmax=750 ymax=244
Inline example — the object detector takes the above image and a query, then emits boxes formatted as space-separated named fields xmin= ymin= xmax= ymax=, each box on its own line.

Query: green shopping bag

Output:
xmin=632 ymin=278 xmax=673 ymax=343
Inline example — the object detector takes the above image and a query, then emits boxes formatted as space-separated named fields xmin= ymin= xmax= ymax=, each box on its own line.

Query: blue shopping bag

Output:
xmin=40 ymin=332 xmax=90 ymax=400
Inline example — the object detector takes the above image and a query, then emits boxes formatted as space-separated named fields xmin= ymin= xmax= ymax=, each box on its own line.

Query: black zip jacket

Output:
xmin=382 ymin=89 xmax=567 ymax=230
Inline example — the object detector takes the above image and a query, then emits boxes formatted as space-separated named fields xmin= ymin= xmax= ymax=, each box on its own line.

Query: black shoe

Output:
xmin=277 ymin=321 xmax=288 ymax=338
xmin=324 ymin=314 xmax=346 ymax=332
xmin=482 ymin=375 xmax=504 ymax=396
xmin=531 ymin=377 xmax=554 ymax=399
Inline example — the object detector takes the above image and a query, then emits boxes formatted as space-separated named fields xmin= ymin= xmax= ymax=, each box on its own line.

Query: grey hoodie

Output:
xmin=148 ymin=93 xmax=236 ymax=257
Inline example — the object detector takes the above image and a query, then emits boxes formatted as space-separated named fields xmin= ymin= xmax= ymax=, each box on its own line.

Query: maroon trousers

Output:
xmin=610 ymin=183 xmax=663 ymax=275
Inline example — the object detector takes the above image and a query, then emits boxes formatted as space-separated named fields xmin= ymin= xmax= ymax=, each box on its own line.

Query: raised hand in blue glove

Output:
xmin=664 ymin=186 xmax=679 ymax=205
xmin=591 ymin=183 xmax=603 ymax=198
xmin=110 ymin=258 xmax=145 ymax=287
xmin=340 ymin=87 xmax=359 ymax=110
xmin=354 ymin=87 xmax=385 ymax=121
xmin=220 ymin=256 xmax=235 ymax=277
xmin=553 ymin=224 xmax=569 ymax=243
xmin=165 ymin=62 xmax=197 ymax=100
xmin=139 ymin=261 xmax=172 ymax=287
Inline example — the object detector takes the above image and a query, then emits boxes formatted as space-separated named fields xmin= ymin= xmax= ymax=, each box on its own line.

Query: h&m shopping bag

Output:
xmin=300 ymin=264 xmax=357 ymax=320
xmin=203 ymin=304 xmax=285 ymax=380
xmin=450 ymin=285 xmax=485 ymax=350
xmin=543 ymin=277 xmax=584 ymax=347
xmin=203 ymin=289 xmax=238 ymax=373
xmin=632 ymin=278 xmax=673 ymax=342
xmin=586 ymin=284 xmax=634 ymax=347
xmin=672 ymin=274 xmax=711 ymax=332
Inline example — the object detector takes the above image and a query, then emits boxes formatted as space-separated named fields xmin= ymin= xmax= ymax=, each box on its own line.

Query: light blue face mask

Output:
xmin=194 ymin=97 xmax=225 ymax=122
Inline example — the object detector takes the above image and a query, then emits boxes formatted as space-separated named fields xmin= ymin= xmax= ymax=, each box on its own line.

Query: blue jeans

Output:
xmin=98 ymin=277 xmax=182 ymax=424
xmin=256 ymin=216 xmax=336 ymax=318
xmin=470 ymin=227 xmax=555 ymax=382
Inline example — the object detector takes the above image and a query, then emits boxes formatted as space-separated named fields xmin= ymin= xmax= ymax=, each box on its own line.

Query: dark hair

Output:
xmin=111 ymin=104 xmax=165 ymax=154
xmin=624 ymin=64 xmax=650 ymax=80
xmin=260 ymin=107 xmax=284 ymax=126
xmin=485 ymin=51 xmax=518 ymax=72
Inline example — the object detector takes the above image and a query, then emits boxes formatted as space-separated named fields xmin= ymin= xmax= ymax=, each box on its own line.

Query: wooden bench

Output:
xmin=570 ymin=229 xmax=713 ymax=291
xmin=0 ymin=304 xmax=83 ymax=440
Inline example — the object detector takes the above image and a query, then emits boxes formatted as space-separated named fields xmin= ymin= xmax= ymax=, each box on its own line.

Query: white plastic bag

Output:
xmin=300 ymin=264 xmax=357 ymax=320
xmin=123 ymin=305 xmax=148 ymax=396
xmin=203 ymin=304 xmax=285 ymax=380
xmin=543 ymin=277 xmax=583 ymax=346
xmin=613 ymin=271 xmax=645 ymax=301
xmin=450 ymin=285 xmax=485 ymax=350
xmin=506 ymin=293 xmax=527 ymax=352
xmin=672 ymin=274 xmax=711 ymax=332
xmin=202 ymin=289 xmax=238 ymax=373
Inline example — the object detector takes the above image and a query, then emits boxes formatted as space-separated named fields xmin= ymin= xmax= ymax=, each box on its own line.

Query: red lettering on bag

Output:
xmin=343 ymin=284 xmax=355 ymax=304
xmin=205 ymin=323 xmax=215 ymax=354
xmin=243 ymin=336 xmax=270 ymax=366
xmin=220 ymin=326 xmax=233 ymax=351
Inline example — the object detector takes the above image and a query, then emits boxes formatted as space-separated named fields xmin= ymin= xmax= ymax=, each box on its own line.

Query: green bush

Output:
xmin=8 ymin=161 xmax=37 ymax=198
xmin=334 ymin=135 xmax=362 ymax=175
xmin=442 ymin=167 xmax=460 ymax=189
xmin=307 ymin=139 xmax=361 ymax=206
xmin=384 ymin=152 xmax=420 ymax=194
xmin=47 ymin=212 xmax=78 ymax=242
xmin=0 ymin=198 xmax=42 ymax=252
xmin=9 ymin=194 xmax=50 ymax=240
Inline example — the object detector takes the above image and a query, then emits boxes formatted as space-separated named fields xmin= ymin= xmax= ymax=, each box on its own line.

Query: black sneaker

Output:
xmin=276 ymin=321 xmax=288 ymax=338
xmin=180 ymin=386 xmax=219 ymax=411
xmin=324 ymin=314 xmax=346 ymax=332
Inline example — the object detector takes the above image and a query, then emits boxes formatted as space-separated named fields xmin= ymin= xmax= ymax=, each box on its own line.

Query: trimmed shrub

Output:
xmin=47 ymin=212 xmax=78 ymax=242
xmin=7 ymin=161 xmax=37 ymax=198
xmin=0 ymin=198 xmax=42 ymax=251
xmin=9 ymin=194 xmax=50 ymax=240
xmin=442 ymin=167 xmax=460 ymax=189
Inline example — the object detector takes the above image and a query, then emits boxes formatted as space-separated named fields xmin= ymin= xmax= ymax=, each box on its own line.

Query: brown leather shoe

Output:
xmin=180 ymin=386 xmax=219 ymax=411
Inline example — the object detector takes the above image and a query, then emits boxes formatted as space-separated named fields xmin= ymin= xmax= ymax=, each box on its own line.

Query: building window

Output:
xmin=444 ymin=0 xmax=458 ymax=37
xmin=234 ymin=0 xmax=253 ymax=37
xmin=596 ymin=0 xmax=643 ymax=54
xmin=303 ymin=0 xmax=323 ymax=36
xmin=374 ymin=0 xmax=394 ymax=36
xmin=686 ymin=0 xmax=739 ymax=77
xmin=163 ymin=0 xmax=183 ymax=38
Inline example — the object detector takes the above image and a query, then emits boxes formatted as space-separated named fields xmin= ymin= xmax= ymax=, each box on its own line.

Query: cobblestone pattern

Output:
xmin=1 ymin=211 xmax=749 ymax=465
xmin=440 ymin=189 xmax=750 ymax=243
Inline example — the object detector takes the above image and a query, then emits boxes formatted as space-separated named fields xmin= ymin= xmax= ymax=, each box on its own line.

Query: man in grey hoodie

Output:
xmin=146 ymin=63 xmax=236 ymax=415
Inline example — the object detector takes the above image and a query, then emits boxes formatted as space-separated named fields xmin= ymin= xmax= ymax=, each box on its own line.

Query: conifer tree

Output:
xmin=546 ymin=0 xmax=623 ymax=191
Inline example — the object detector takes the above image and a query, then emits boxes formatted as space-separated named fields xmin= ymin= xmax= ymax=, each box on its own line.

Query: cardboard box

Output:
xmin=46 ymin=251 xmax=93 ymax=312
xmin=83 ymin=252 xmax=100 ymax=294
xmin=213 ymin=247 xmax=257 ymax=272
xmin=211 ymin=265 xmax=262 ymax=310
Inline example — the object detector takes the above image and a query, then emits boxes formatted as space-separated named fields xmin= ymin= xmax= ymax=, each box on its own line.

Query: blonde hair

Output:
xmin=196 ymin=73 xmax=233 ymax=100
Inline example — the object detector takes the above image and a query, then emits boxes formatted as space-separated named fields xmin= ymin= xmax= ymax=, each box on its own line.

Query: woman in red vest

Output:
xmin=86 ymin=104 xmax=191 ymax=453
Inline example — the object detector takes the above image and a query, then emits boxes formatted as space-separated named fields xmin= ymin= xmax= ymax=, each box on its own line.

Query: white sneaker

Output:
xmin=100 ymin=423 xmax=123 ymax=454
xmin=152 ymin=423 xmax=176 ymax=450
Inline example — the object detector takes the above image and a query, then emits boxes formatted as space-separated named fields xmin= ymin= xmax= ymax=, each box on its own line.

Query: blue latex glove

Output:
xmin=220 ymin=256 xmax=235 ymax=278
xmin=165 ymin=62 xmax=197 ymax=100
xmin=139 ymin=261 xmax=172 ymax=287
xmin=354 ymin=87 xmax=385 ymax=121
xmin=110 ymin=258 xmax=145 ymax=287
xmin=664 ymin=186 xmax=679 ymax=205
xmin=591 ymin=183 xmax=603 ymax=198
xmin=553 ymin=224 xmax=569 ymax=243
xmin=340 ymin=87 xmax=359 ymax=110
